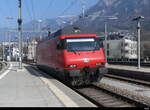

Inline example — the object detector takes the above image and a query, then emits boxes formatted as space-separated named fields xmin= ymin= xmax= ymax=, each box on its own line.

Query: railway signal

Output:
xmin=133 ymin=16 xmax=144 ymax=69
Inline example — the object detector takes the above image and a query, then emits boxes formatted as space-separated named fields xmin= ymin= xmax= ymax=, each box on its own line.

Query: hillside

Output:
xmin=1 ymin=0 xmax=150 ymax=42
xmin=75 ymin=0 xmax=150 ymax=40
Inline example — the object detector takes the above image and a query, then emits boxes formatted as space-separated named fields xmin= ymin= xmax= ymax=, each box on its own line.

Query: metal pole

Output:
xmin=137 ymin=20 xmax=141 ymax=69
xmin=105 ymin=22 xmax=108 ymax=65
xmin=3 ymin=32 xmax=7 ymax=62
xmin=15 ymin=42 xmax=17 ymax=62
xmin=8 ymin=32 xmax=11 ymax=61
xmin=18 ymin=0 xmax=23 ymax=69
xmin=82 ymin=3 xmax=85 ymax=18
xmin=133 ymin=16 xmax=144 ymax=69
xmin=2 ymin=40 xmax=5 ymax=62
xmin=38 ymin=20 xmax=42 ymax=37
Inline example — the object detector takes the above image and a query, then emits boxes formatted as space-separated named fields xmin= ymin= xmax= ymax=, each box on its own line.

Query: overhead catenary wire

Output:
xmin=24 ymin=0 xmax=33 ymax=21
xmin=59 ymin=0 xmax=78 ymax=16
xmin=7 ymin=0 xmax=13 ymax=18
xmin=30 ymin=0 xmax=37 ymax=31
xmin=30 ymin=0 xmax=36 ymax=20
xmin=0 ymin=3 xmax=6 ymax=18
xmin=41 ymin=0 xmax=55 ymax=19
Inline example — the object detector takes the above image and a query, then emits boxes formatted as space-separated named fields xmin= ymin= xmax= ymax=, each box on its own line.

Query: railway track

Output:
xmin=108 ymin=62 xmax=150 ymax=67
xmin=75 ymin=85 xmax=148 ymax=107
xmin=27 ymin=63 xmax=150 ymax=107
xmin=104 ymin=74 xmax=150 ymax=87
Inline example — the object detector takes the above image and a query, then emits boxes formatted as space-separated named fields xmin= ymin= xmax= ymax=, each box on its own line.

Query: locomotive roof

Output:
xmin=51 ymin=25 xmax=96 ymax=37
xmin=38 ymin=25 xmax=96 ymax=44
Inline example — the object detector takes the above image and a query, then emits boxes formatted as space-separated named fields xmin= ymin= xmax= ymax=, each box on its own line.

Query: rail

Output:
xmin=75 ymin=84 xmax=148 ymax=107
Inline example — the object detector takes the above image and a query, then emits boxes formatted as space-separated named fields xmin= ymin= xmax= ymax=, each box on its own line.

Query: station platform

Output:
xmin=106 ymin=64 xmax=150 ymax=82
xmin=0 ymin=62 xmax=96 ymax=107
xmin=107 ymin=64 xmax=150 ymax=73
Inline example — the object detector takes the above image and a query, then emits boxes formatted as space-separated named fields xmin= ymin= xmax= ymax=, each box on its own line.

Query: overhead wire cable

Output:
xmin=7 ymin=0 xmax=13 ymax=17
xmin=30 ymin=0 xmax=36 ymax=20
xmin=24 ymin=0 xmax=33 ymax=21
xmin=30 ymin=0 xmax=37 ymax=31
xmin=59 ymin=0 xmax=78 ymax=16
xmin=41 ymin=0 xmax=55 ymax=19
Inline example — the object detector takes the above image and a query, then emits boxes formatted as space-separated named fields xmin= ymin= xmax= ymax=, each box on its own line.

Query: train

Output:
xmin=36 ymin=25 xmax=107 ymax=86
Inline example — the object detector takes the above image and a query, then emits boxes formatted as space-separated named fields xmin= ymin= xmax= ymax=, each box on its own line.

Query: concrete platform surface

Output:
xmin=0 ymin=62 xmax=96 ymax=107
xmin=99 ymin=77 xmax=150 ymax=106
xmin=107 ymin=64 xmax=150 ymax=73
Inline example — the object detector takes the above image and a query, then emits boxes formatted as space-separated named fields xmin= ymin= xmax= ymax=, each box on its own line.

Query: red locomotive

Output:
xmin=36 ymin=25 xmax=107 ymax=86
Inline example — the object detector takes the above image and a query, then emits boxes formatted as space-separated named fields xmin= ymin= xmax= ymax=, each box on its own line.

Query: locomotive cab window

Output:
xmin=56 ymin=40 xmax=65 ymax=50
xmin=65 ymin=37 xmax=100 ymax=52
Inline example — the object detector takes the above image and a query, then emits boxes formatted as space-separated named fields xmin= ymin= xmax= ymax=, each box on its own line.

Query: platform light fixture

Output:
xmin=133 ymin=16 xmax=144 ymax=69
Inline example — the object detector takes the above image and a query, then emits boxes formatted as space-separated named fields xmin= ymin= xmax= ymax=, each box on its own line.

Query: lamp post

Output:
xmin=104 ymin=16 xmax=118 ymax=66
xmin=2 ymin=38 xmax=5 ymax=62
xmin=133 ymin=16 xmax=144 ymax=69
xmin=104 ymin=22 xmax=108 ymax=66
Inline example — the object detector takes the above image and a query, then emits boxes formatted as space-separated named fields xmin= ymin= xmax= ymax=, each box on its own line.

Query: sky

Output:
xmin=0 ymin=0 xmax=99 ymax=28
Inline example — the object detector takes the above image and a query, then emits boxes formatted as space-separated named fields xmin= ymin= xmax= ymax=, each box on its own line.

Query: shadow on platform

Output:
xmin=24 ymin=66 xmax=54 ymax=80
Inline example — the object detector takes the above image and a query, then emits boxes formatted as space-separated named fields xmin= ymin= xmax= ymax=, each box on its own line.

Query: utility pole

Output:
xmin=137 ymin=20 xmax=141 ymax=69
xmin=104 ymin=17 xmax=118 ymax=66
xmin=18 ymin=0 xmax=23 ymax=69
xmin=104 ymin=22 xmax=108 ymax=66
xmin=133 ymin=16 xmax=144 ymax=69
xmin=8 ymin=32 xmax=11 ymax=61
xmin=81 ymin=0 xmax=85 ymax=18
xmin=38 ymin=19 xmax=42 ymax=37
xmin=2 ymin=38 xmax=5 ymax=62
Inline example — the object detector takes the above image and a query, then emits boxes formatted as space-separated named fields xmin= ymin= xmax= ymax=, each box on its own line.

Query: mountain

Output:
xmin=75 ymin=0 xmax=150 ymax=40
xmin=1 ymin=0 xmax=150 ymax=42
xmin=23 ymin=16 xmax=78 ymax=32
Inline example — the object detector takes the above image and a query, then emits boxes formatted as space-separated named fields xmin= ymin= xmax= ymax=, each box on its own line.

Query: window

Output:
xmin=56 ymin=39 xmax=65 ymax=50
xmin=125 ymin=43 xmax=128 ymax=46
xmin=66 ymin=37 xmax=100 ymax=52
xmin=107 ymin=50 xmax=109 ymax=56
xmin=107 ymin=44 xmax=109 ymax=49
xmin=125 ymin=50 xmax=129 ymax=53
xmin=121 ymin=49 xmax=123 ymax=53
xmin=121 ymin=42 xmax=123 ymax=47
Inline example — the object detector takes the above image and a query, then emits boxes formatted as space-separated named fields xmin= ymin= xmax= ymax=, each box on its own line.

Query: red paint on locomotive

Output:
xmin=37 ymin=26 xmax=107 ymax=86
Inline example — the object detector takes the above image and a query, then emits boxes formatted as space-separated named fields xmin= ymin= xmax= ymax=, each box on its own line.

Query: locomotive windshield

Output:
xmin=66 ymin=37 xmax=100 ymax=52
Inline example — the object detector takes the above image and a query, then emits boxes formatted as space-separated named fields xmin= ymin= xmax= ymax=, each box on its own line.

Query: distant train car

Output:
xmin=36 ymin=25 xmax=107 ymax=86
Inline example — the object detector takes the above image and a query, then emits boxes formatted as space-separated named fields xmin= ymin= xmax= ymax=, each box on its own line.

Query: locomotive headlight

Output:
xmin=96 ymin=62 xmax=102 ymax=66
xmin=83 ymin=58 xmax=90 ymax=63
xmin=68 ymin=64 xmax=77 ymax=68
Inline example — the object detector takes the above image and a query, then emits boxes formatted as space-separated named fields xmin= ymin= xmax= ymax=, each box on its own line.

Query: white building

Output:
xmin=12 ymin=46 xmax=19 ymax=60
xmin=106 ymin=38 xmax=137 ymax=59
